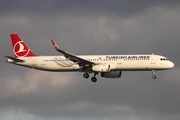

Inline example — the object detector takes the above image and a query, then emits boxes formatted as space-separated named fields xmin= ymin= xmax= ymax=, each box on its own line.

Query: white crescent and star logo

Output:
xmin=13 ymin=41 xmax=30 ymax=57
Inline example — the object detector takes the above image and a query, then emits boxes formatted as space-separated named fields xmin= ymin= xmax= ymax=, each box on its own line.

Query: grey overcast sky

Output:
xmin=0 ymin=0 xmax=180 ymax=120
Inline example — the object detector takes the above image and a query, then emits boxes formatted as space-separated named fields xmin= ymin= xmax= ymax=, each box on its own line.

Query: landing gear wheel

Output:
xmin=91 ymin=77 xmax=97 ymax=82
xmin=83 ymin=73 xmax=89 ymax=79
xmin=152 ymin=76 xmax=156 ymax=79
xmin=152 ymin=70 xmax=156 ymax=79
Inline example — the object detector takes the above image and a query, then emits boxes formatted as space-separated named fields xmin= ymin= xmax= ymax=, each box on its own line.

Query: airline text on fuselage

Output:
xmin=106 ymin=55 xmax=150 ymax=59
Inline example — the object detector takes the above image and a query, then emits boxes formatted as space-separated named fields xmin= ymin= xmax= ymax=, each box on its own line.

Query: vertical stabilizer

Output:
xmin=10 ymin=34 xmax=36 ymax=58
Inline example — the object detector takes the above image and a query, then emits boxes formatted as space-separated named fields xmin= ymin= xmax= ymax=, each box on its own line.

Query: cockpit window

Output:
xmin=160 ymin=58 xmax=168 ymax=61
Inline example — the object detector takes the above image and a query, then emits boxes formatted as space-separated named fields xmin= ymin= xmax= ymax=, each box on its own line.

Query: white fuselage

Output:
xmin=7 ymin=54 xmax=174 ymax=72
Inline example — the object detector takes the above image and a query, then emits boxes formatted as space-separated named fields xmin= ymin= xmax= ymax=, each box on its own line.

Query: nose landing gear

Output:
xmin=152 ymin=70 xmax=156 ymax=79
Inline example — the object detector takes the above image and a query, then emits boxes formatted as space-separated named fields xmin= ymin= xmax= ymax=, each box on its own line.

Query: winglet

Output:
xmin=51 ymin=40 xmax=59 ymax=50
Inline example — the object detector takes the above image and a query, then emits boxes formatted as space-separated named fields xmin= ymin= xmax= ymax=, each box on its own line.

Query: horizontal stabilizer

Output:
xmin=5 ymin=56 xmax=24 ymax=62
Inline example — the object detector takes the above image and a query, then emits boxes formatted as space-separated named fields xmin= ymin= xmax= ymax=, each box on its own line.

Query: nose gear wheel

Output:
xmin=152 ymin=70 xmax=156 ymax=79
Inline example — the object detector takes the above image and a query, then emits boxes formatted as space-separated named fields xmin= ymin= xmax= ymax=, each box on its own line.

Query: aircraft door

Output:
xmin=117 ymin=59 xmax=122 ymax=66
xmin=150 ymin=55 xmax=156 ymax=69
xmin=32 ymin=58 xmax=37 ymax=68
xmin=150 ymin=55 xmax=156 ymax=65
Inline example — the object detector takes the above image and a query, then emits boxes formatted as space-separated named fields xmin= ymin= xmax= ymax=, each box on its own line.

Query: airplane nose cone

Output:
xmin=169 ymin=61 xmax=174 ymax=68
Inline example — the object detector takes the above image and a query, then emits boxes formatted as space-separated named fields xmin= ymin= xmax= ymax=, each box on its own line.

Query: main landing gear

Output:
xmin=152 ymin=70 xmax=156 ymax=79
xmin=83 ymin=72 xmax=89 ymax=79
xmin=83 ymin=72 xmax=98 ymax=82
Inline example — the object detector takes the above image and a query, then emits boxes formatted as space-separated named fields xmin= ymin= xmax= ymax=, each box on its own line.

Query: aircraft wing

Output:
xmin=51 ymin=40 xmax=95 ymax=67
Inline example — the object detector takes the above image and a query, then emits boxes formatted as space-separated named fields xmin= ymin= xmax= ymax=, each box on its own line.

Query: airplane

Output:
xmin=5 ymin=34 xmax=174 ymax=82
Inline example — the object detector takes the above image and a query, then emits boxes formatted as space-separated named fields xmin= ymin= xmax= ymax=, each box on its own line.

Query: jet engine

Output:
xmin=101 ymin=71 xmax=122 ymax=78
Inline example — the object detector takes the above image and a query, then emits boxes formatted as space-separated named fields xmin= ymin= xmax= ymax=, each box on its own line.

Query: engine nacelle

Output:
xmin=101 ymin=71 xmax=122 ymax=78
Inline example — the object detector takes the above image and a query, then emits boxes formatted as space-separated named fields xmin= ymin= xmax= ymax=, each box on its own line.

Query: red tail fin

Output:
xmin=10 ymin=34 xmax=36 ymax=58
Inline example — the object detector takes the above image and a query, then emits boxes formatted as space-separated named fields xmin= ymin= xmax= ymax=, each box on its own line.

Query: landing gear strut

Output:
xmin=83 ymin=72 xmax=98 ymax=82
xmin=152 ymin=70 xmax=156 ymax=79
